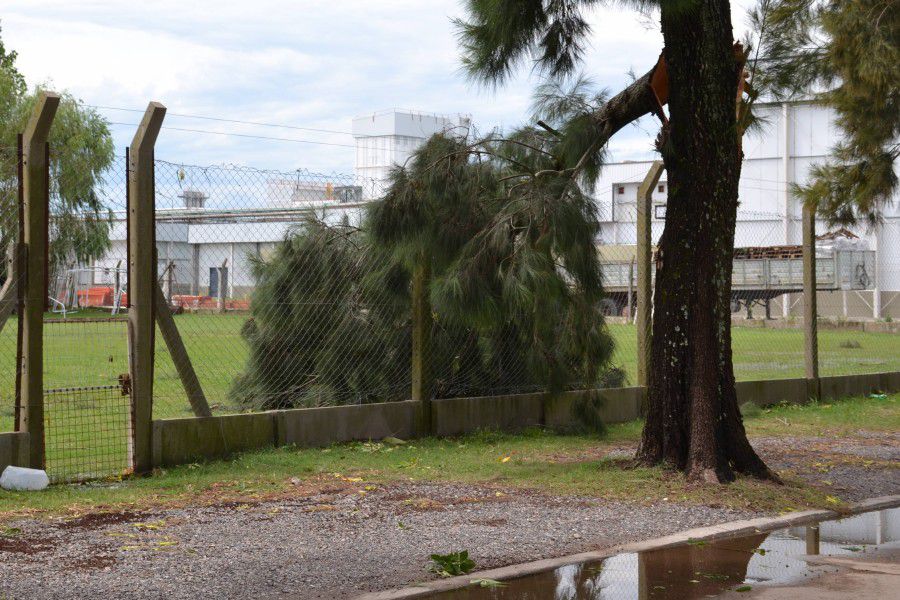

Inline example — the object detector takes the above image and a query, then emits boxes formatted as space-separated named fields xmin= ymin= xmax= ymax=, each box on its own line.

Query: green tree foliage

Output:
xmin=231 ymin=133 xmax=617 ymax=410
xmin=229 ymin=219 xmax=412 ymax=409
xmin=455 ymin=1 xmax=779 ymax=482
xmin=751 ymin=0 xmax=900 ymax=225
xmin=0 ymin=24 xmax=115 ymax=273
xmin=454 ymin=0 xmax=604 ymax=84
xmin=380 ymin=133 xmax=615 ymax=394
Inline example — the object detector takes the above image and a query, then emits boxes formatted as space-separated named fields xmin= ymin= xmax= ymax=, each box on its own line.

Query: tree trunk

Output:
xmin=637 ymin=0 xmax=777 ymax=483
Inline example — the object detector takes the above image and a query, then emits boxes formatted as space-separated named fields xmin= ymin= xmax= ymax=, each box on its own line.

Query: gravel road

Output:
xmin=753 ymin=432 xmax=900 ymax=501
xmin=0 ymin=481 xmax=751 ymax=599
xmin=0 ymin=432 xmax=895 ymax=599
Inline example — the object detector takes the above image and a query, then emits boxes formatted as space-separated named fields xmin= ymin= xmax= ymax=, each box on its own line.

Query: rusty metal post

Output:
xmin=217 ymin=259 xmax=227 ymax=313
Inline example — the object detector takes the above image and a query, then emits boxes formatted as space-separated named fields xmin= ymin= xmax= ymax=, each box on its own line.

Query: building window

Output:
xmin=617 ymin=186 xmax=625 ymax=194
xmin=658 ymin=184 xmax=665 ymax=193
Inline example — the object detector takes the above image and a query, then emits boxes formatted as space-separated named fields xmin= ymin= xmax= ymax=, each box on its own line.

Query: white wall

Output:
xmin=352 ymin=109 xmax=471 ymax=199
xmin=196 ymin=242 xmax=260 ymax=295
xmin=595 ymin=102 xmax=900 ymax=307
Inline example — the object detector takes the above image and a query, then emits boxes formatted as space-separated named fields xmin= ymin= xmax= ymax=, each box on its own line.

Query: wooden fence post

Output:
xmin=410 ymin=259 xmax=432 ymax=436
xmin=636 ymin=161 xmax=663 ymax=393
xmin=19 ymin=92 xmax=60 ymax=468
xmin=128 ymin=102 xmax=166 ymax=473
xmin=802 ymin=203 xmax=819 ymax=394
xmin=154 ymin=281 xmax=211 ymax=417
xmin=805 ymin=525 xmax=820 ymax=555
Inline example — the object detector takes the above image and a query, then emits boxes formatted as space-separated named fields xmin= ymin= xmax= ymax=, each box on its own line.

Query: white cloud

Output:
xmin=2 ymin=0 xmax=761 ymax=172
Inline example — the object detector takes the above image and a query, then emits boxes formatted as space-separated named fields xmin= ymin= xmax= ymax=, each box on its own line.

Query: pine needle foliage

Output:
xmin=229 ymin=219 xmax=411 ymax=410
xmin=232 ymin=132 xmax=616 ymax=410
xmin=750 ymin=0 xmax=900 ymax=225
xmin=425 ymin=129 xmax=615 ymax=394
xmin=454 ymin=0 xmax=603 ymax=85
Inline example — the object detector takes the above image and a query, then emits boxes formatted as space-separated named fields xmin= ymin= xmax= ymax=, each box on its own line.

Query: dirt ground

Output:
xmin=0 ymin=433 xmax=896 ymax=599
xmin=753 ymin=432 xmax=900 ymax=501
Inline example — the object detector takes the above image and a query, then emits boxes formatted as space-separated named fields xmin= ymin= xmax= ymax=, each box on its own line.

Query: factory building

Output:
xmin=69 ymin=104 xmax=897 ymax=319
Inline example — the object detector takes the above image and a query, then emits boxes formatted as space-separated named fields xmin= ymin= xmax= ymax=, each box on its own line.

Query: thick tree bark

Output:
xmin=637 ymin=0 xmax=777 ymax=482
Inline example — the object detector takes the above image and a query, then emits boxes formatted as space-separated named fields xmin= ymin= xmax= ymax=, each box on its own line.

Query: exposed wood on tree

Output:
xmin=455 ymin=0 xmax=778 ymax=483
xmin=586 ymin=62 xmax=666 ymax=149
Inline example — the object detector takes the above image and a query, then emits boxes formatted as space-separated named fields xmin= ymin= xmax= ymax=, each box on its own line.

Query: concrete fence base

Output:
xmin=0 ymin=432 xmax=30 ymax=475
xmin=151 ymin=401 xmax=420 ymax=467
xmin=146 ymin=371 xmax=899 ymax=470
xmin=3 ymin=370 xmax=889 ymax=474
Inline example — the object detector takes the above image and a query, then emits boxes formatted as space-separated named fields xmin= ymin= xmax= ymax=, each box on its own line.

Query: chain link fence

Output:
xmin=594 ymin=162 xmax=899 ymax=383
xmin=816 ymin=218 xmax=900 ymax=378
xmin=3 ymin=150 xmax=898 ymax=438
xmin=150 ymin=160 xmax=411 ymax=417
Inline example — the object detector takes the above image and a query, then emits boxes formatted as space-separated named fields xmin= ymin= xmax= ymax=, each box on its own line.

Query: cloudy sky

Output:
xmin=3 ymin=0 xmax=758 ymax=174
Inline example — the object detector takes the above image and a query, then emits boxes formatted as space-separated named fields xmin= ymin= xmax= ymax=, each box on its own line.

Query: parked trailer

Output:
xmin=597 ymin=244 xmax=876 ymax=317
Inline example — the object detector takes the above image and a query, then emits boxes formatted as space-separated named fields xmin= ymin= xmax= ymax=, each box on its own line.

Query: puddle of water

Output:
xmin=428 ymin=507 xmax=899 ymax=599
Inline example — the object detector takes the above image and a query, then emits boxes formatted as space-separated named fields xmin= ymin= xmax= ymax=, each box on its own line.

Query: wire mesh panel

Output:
xmin=33 ymin=146 xmax=897 ymax=435
xmin=728 ymin=214 xmax=807 ymax=381
xmin=42 ymin=318 xmax=132 ymax=482
xmin=28 ymin=153 xmax=135 ymax=481
xmin=598 ymin=169 xmax=812 ymax=383
xmin=151 ymin=160 xmax=408 ymax=416
xmin=43 ymin=384 xmax=132 ymax=483
xmin=817 ymin=219 xmax=900 ymax=377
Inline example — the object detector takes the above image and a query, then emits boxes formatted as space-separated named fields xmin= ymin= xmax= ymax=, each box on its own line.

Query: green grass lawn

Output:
xmin=0 ymin=311 xmax=249 ymax=429
xmin=0 ymin=312 xmax=247 ymax=480
xmin=0 ymin=311 xmax=896 ymax=480
xmin=1 ymin=394 xmax=894 ymax=518
xmin=1 ymin=313 xmax=896 ymax=426
xmin=607 ymin=323 xmax=900 ymax=382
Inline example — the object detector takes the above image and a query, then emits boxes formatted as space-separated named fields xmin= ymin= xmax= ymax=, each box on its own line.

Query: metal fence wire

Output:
xmin=35 ymin=151 xmax=134 ymax=478
xmin=41 ymin=317 xmax=132 ymax=481
xmin=2 ymin=149 xmax=898 ymax=442
xmin=43 ymin=383 xmax=133 ymax=483
xmin=146 ymin=160 xmax=416 ymax=417
xmin=595 ymin=159 xmax=899 ymax=382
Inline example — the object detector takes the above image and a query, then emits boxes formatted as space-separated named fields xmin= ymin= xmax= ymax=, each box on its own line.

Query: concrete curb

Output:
xmin=353 ymin=494 xmax=900 ymax=600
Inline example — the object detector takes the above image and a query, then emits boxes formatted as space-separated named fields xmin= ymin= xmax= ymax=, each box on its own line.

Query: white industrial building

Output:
xmin=69 ymin=104 xmax=897 ymax=319
xmin=595 ymin=101 xmax=899 ymax=319
xmin=352 ymin=109 xmax=471 ymax=199
xmin=66 ymin=109 xmax=469 ymax=305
